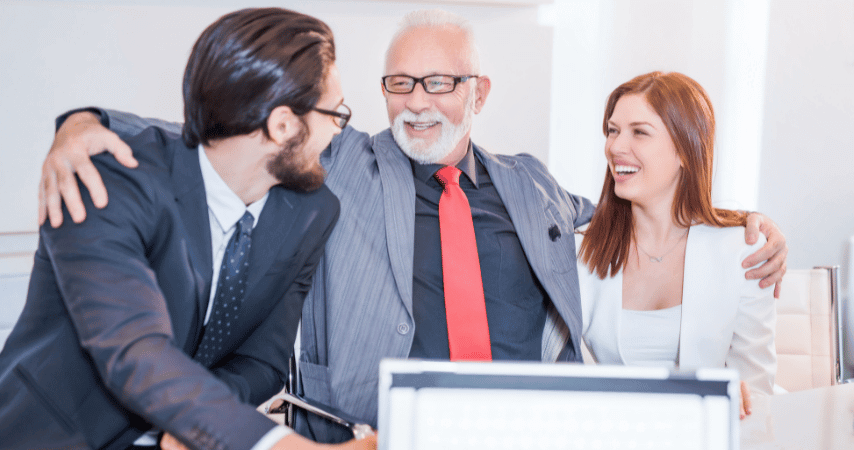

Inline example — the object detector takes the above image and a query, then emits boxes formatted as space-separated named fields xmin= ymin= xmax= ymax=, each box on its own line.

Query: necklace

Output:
xmin=635 ymin=230 xmax=688 ymax=263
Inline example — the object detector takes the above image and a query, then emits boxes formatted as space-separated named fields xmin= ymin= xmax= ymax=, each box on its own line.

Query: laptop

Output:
xmin=378 ymin=359 xmax=740 ymax=450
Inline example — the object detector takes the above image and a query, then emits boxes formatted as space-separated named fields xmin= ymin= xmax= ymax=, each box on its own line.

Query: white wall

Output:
xmin=758 ymin=0 xmax=854 ymax=273
xmin=0 ymin=0 xmax=553 ymax=233
xmin=547 ymin=0 xmax=854 ymax=275
xmin=2 ymin=0 xmax=852 ymax=276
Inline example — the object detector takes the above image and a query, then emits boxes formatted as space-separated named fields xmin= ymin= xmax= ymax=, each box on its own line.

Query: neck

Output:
xmin=631 ymin=198 xmax=686 ymax=247
xmin=204 ymin=134 xmax=278 ymax=205
xmin=437 ymin=135 xmax=471 ymax=166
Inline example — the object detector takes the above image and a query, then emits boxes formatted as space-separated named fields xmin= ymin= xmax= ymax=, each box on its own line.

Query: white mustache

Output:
xmin=394 ymin=109 xmax=448 ymax=127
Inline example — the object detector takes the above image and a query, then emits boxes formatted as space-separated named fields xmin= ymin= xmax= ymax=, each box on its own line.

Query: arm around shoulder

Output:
xmin=727 ymin=233 xmax=777 ymax=395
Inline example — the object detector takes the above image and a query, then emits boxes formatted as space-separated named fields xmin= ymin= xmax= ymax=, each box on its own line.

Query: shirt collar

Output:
xmin=410 ymin=140 xmax=479 ymax=188
xmin=198 ymin=145 xmax=268 ymax=234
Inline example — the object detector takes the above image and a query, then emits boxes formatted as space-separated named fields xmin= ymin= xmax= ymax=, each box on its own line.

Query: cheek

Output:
xmin=386 ymin=98 xmax=405 ymax=117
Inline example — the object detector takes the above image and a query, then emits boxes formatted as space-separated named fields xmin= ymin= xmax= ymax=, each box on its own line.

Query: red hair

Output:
xmin=579 ymin=72 xmax=747 ymax=279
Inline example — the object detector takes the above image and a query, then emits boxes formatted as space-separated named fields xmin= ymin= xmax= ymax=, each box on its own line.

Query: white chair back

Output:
xmin=775 ymin=266 xmax=843 ymax=391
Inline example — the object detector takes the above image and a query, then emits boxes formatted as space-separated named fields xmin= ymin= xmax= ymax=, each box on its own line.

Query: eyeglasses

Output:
xmin=382 ymin=75 xmax=479 ymax=94
xmin=313 ymin=103 xmax=352 ymax=129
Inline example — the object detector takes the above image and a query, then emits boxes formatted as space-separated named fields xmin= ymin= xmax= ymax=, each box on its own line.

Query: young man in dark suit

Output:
xmin=0 ymin=8 xmax=374 ymax=450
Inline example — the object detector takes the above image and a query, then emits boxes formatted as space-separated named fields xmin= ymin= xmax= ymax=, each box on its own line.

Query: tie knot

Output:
xmin=435 ymin=166 xmax=461 ymax=189
xmin=237 ymin=211 xmax=254 ymax=236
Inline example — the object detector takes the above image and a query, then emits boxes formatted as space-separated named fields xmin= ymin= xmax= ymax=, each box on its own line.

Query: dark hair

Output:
xmin=579 ymin=71 xmax=747 ymax=279
xmin=182 ymin=8 xmax=335 ymax=148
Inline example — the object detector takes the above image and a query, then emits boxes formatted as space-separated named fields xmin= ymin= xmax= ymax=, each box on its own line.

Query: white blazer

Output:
xmin=577 ymin=224 xmax=776 ymax=395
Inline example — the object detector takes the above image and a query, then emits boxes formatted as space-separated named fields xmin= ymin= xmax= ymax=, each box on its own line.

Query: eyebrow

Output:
xmin=609 ymin=120 xmax=657 ymax=129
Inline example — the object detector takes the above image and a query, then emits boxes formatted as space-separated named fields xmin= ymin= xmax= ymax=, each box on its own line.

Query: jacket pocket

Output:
xmin=298 ymin=359 xmax=332 ymax=406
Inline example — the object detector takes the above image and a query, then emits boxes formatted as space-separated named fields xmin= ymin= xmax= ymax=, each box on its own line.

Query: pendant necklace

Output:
xmin=636 ymin=230 xmax=688 ymax=263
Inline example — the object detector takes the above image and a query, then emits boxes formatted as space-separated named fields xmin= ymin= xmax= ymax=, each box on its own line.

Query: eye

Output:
xmin=633 ymin=129 xmax=648 ymax=136
xmin=606 ymin=127 xmax=618 ymax=135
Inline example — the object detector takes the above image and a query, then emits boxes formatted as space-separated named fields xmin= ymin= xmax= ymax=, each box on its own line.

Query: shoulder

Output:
xmin=482 ymin=148 xmax=549 ymax=172
xmin=690 ymin=224 xmax=765 ymax=259
xmin=275 ymin=183 xmax=340 ymax=224
xmin=333 ymin=125 xmax=371 ymax=154
xmin=91 ymin=126 xmax=179 ymax=201
xmin=475 ymin=145 xmax=556 ymax=186
xmin=325 ymin=125 xmax=371 ymax=162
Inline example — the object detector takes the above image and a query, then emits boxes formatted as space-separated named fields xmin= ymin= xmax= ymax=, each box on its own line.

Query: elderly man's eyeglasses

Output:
xmin=382 ymin=75 xmax=479 ymax=94
xmin=313 ymin=103 xmax=352 ymax=129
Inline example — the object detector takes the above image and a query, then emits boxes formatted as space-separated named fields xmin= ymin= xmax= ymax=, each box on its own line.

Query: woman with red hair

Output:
xmin=577 ymin=72 xmax=775 ymax=414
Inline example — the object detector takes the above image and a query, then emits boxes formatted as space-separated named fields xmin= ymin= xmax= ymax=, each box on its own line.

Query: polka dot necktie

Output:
xmin=435 ymin=166 xmax=492 ymax=361
xmin=194 ymin=211 xmax=254 ymax=367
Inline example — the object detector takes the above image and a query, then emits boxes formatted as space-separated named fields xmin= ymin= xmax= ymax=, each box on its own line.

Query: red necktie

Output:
xmin=435 ymin=166 xmax=492 ymax=361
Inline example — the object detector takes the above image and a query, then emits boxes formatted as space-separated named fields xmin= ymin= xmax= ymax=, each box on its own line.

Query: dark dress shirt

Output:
xmin=408 ymin=143 xmax=549 ymax=361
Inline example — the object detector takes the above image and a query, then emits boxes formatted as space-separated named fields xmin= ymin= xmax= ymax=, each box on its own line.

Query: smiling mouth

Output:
xmin=614 ymin=164 xmax=639 ymax=175
xmin=407 ymin=121 xmax=439 ymax=131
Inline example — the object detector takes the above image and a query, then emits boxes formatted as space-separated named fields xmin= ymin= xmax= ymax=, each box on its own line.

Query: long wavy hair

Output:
xmin=578 ymin=71 xmax=747 ymax=279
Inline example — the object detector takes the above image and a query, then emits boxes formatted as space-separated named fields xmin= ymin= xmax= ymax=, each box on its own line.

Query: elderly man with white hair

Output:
xmin=39 ymin=9 xmax=788 ymax=444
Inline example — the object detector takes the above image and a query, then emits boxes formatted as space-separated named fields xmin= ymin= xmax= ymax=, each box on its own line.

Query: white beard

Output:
xmin=391 ymin=92 xmax=475 ymax=164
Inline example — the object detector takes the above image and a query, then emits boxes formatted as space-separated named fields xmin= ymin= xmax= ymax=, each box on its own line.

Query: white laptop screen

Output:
xmin=378 ymin=360 xmax=739 ymax=450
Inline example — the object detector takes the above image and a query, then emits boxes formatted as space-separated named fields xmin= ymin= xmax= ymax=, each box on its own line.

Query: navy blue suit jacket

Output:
xmin=0 ymin=126 xmax=339 ymax=450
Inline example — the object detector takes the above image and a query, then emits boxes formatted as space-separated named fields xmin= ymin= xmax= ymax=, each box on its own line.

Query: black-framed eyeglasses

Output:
xmin=313 ymin=103 xmax=351 ymax=129
xmin=382 ymin=75 xmax=479 ymax=94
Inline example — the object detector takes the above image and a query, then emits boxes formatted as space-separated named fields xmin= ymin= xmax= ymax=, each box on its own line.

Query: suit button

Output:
xmin=397 ymin=323 xmax=410 ymax=334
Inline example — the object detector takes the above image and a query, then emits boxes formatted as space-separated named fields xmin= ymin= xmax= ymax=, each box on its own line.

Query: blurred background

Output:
xmin=1 ymin=0 xmax=852 ymax=356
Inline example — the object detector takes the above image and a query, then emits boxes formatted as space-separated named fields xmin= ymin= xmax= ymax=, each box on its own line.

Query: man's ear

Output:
xmin=266 ymin=105 xmax=301 ymax=146
xmin=473 ymin=75 xmax=492 ymax=114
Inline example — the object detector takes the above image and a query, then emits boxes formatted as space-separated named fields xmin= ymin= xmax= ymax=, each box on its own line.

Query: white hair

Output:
xmin=384 ymin=9 xmax=481 ymax=74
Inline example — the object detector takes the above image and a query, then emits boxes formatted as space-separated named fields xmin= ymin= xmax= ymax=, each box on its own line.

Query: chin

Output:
xmin=612 ymin=187 xmax=637 ymax=203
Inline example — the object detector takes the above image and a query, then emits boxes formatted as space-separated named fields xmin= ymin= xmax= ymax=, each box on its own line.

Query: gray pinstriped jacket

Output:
xmin=297 ymin=126 xmax=595 ymax=440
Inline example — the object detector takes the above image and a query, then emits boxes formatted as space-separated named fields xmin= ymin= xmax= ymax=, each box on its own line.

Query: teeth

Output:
xmin=614 ymin=164 xmax=639 ymax=174
xmin=408 ymin=122 xmax=438 ymax=131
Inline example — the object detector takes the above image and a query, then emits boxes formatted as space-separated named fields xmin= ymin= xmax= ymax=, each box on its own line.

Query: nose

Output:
xmin=606 ymin=130 xmax=629 ymax=157
xmin=404 ymin=82 xmax=432 ymax=113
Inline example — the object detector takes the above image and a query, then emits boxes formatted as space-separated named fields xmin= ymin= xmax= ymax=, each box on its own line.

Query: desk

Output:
xmin=742 ymin=383 xmax=854 ymax=449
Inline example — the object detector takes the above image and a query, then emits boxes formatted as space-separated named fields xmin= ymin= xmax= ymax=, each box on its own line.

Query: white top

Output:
xmin=577 ymin=224 xmax=776 ymax=395
xmin=619 ymin=305 xmax=681 ymax=368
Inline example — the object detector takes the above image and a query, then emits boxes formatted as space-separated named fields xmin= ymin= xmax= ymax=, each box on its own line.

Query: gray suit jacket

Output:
xmin=297 ymin=127 xmax=594 ymax=441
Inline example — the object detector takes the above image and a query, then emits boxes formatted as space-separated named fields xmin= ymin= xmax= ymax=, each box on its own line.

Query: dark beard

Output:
xmin=266 ymin=125 xmax=326 ymax=192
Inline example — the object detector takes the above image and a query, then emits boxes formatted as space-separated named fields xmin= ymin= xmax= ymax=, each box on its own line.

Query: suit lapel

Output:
xmin=478 ymin=148 xmax=550 ymax=282
xmin=245 ymin=187 xmax=297 ymax=291
xmin=678 ymin=225 xmax=699 ymax=368
xmin=371 ymin=130 xmax=415 ymax=316
xmin=169 ymin=139 xmax=213 ymax=349
xmin=479 ymin=146 xmax=585 ymax=360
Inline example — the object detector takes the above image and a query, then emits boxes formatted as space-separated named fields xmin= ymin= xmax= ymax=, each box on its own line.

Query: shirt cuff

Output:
xmin=250 ymin=425 xmax=294 ymax=450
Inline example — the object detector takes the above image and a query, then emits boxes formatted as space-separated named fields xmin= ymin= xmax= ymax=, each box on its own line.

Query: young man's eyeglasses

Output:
xmin=313 ymin=103 xmax=352 ymax=129
xmin=382 ymin=75 xmax=479 ymax=94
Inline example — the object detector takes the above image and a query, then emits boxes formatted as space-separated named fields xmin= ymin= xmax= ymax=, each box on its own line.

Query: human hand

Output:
xmin=161 ymin=429 xmax=377 ymax=450
xmin=739 ymin=381 xmax=752 ymax=420
xmin=39 ymin=111 xmax=138 ymax=227
xmin=333 ymin=434 xmax=377 ymax=450
xmin=742 ymin=212 xmax=788 ymax=298
xmin=160 ymin=432 xmax=189 ymax=450
xmin=271 ymin=432 xmax=377 ymax=450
